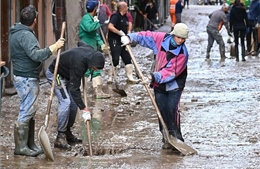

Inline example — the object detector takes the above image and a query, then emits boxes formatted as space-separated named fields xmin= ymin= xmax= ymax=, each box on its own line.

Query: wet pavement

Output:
xmin=1 ymin=5 xmax=260 ymax=169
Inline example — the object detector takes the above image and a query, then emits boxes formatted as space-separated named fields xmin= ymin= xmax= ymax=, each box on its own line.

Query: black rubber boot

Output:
xmin=65 ymin=128 xmax=82 ymax=144
xmin=242 ymin=46 xmax=246 ymax=61
xmin=14 ymin=122 xmax=40 ymax=156
xmin=28 ymin=119 xmax=43 ymax=155
xmin=235 ymin=46 xmax=239 ymax=61
xmin=54 ymin=132 xmax=71 ymax=150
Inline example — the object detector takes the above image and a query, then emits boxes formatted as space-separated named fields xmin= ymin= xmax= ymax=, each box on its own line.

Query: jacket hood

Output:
xmin=88 ymin=51 xmax=105 ymax=69
xmin=77 ymin=41 xmax=105 ymax=69
xmin=9 ymin=23 xmax=32 ymax=35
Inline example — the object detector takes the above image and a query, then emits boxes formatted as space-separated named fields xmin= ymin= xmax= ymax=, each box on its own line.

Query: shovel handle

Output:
xmin=146 ymin=18 xmax=158 ymax=30
xmin=45 ymin=22 xmax=66 ymax=127
xmin=99 ymin=28 xmax=119 ymax=87
xmin=82 ymin=77 xmax=93 ymax=156
xmin=125 ymin=45 xmax=169 ymax=134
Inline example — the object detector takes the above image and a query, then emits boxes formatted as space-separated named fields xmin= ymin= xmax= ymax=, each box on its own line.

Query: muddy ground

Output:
xmin=1 ymin=5 xmax=260 ymax=169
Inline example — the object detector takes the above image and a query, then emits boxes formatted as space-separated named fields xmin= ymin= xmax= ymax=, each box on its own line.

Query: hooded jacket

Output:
xmin=128 ymin=31 xmax=188 ymax=92
xmin=48 ymin=41 xmax=105 ymax=109
xmin=9 ymin=23 xmax=52 ymax=78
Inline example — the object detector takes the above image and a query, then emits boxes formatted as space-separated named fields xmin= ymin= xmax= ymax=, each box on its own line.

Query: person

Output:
xmin=79 ymin=0 xmax=110 ymax=99
xmin=120 ymin=23 xmax=190 ymax=149
xmin=45 ymin=41 xmax=105 ymax=150
xmin=145 ymin=1 xmax=158 ymax=31
xmin=107 ymin=1 xmax=139 ymax=83
xmin=205 ymin=3 xmax=232 ymax=66
xmin=97 ymin=0 xmax=112 ymax=38
xmin=111 ymin=0 xmax=118 ymax=12
xmin=126 ymin=12 xmax=134 ymax=34
xmin=229 ymin=0 xmax=248 ymax=61
xmin=246 ymin=0 xmax=260 ymax=56
xmin=183 ymin=0 xmax=189 ymax=9
xmin=169 ymin=0 xmax=178 ymax=31
xmin=9 ymin=5 xmax=65 ymax=156
xmin=176 ymin=0 xmax=184 ymax=24
xmin=133 ymin=0 xmax=146 ymax=30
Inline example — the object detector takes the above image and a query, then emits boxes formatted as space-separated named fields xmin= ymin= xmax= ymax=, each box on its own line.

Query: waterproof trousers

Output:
xmin=154 ymin=89 xmax=184 ymax=141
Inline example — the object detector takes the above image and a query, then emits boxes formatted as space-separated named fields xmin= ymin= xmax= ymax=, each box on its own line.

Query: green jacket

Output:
xmin=9 ymin=23 xmax=52 ymax=78
xmin=79 ymin=13 xmax=104 ymax=50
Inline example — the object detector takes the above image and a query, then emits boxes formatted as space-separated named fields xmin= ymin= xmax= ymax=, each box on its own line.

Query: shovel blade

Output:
xmin=167 ymin=134 xmax=198 ymax=156
xmin=112 ymin=88 xmax=127 ymax=97
xmin=38 ymin=126 xmax=54 ymax=161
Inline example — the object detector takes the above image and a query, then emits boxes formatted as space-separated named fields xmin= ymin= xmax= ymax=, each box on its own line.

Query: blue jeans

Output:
xmin=154 ymin=89 xmax=184 ymax=141
xmin=13 ymin=75 xmax=39 ymax=123
xmin=45 ymin=69 xmax=78 ymax=133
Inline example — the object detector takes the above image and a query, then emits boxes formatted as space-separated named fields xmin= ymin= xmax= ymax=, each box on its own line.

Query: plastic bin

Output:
xmin=0 ymin=66 xmax=9 ymax=113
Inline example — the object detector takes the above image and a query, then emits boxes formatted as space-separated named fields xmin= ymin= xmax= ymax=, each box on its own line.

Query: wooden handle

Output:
xmin=45 ymin=22 xmax=66 ymax=126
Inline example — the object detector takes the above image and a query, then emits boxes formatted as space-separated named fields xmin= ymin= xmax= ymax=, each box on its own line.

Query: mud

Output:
xmin=1 ymin=5 xmax=260 ymax=169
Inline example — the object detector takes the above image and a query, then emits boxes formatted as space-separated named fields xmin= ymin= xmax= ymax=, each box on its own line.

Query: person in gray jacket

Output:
xmin=205 ymin=3 xmax=232 ymax=66
xmin=9 ymin=5 xmax=64 ymax=157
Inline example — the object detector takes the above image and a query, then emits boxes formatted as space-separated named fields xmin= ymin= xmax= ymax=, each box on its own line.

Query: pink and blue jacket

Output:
xmin=128 ymin=31 xmax=189 ymax=92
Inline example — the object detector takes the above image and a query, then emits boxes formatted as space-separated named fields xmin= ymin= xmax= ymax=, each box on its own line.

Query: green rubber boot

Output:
xmin=28 ymin=119 xmax=43 ymax=155
xmin=14 ymin=122 xmax=40 ymax=156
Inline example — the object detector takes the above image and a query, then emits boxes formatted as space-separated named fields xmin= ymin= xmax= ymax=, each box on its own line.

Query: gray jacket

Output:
xmin=9 ymin=23 xmax=52 ymax=78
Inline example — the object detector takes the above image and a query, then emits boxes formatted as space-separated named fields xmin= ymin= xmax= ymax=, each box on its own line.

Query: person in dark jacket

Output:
xmin=145 ymin=1 xmax=158 ymax=31
xmin=45 ymin=41 xmax=105 ymax=150
xmin=246 ymin=0 xmax=260 ymax=56
xmin=107 ymin=1 xmax=139 ymax=83
xmin=230 ymin=0 xmax=248 ymax=61
xmin=9 ymin=5 xmax=64 ymax=157
xmin=176 ymin=0 xmax=184 ymax=23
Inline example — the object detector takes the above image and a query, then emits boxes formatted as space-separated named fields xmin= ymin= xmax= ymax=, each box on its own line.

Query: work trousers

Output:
xmin=108 ymin=39 xmax=132 ymax=67
xmin=45 ymin=69 xmax=78 ymax=133
xmin=206 ymin=26 xmax=225 ymax=57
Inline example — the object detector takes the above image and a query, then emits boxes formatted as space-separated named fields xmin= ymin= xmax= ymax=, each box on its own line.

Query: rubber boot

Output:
xmin=220 ymin=52 xmax=226 ymax=67
xmin=54 ymin=132 xmax=71 ymax=150
xmin=204 ymin=53 xmax=212 ymax=65
xmin=28 ymin=119 xmax=43 ymax=155
xmin=107 ymin=67 xmax=115 ymax=84
xmin=92 ymin=76 xmax=110 ymax=99
xmin=125 ymin=64 xmax=140 ymax=84
xmin=241 ymin=46 xmax=246 ymax=61
xmin=14 ymin=122 xmax=40 ymax=156
xmin=65 ymin=128 xmax=82 ymax=144
xmin=235 ymin=46 xmax=239 ymax=62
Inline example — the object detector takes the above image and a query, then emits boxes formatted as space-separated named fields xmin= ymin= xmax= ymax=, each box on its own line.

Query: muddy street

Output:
xmin=1 ymin=5 xmax=260 ymax=169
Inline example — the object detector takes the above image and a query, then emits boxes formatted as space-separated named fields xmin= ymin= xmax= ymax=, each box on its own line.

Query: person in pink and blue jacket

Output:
xmin=121 ymin=23 xmax=189 ymax=150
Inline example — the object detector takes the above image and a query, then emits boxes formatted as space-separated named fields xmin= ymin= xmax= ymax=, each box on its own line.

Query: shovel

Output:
xmin=82 ymin=77 xmax=93 ymax=156
xmin=38 ymin=22 xmax=66 ymax=161
xmin=99 ymin=27 xmax=127 ymax=97
xmin=146 ymin=18 xmax=159 ymax=30
xmin=125 ymin=44 xmax=197 ymax=156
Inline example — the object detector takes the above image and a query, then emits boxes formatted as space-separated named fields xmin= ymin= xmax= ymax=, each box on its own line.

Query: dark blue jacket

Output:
xmin=248 ymin=0 xmax=260 ymax=23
